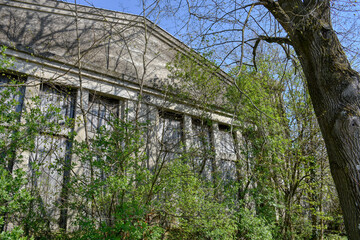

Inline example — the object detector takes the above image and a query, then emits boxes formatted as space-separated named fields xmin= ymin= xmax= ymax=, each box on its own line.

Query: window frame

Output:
xmin=87 ymin=93 xmax=121 ymax=133
xmin=157 ymin=110 xmax=184 ymax=160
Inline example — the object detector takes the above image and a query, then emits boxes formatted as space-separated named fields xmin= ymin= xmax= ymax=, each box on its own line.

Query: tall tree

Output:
xmin=249 ymin=2 xmax=360 ymax=238
xmin=155 ymin=0 xmax=360 ymax=238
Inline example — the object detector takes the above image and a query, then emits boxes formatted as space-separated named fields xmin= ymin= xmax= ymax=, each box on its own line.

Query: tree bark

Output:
xmin=261 ymin=1 xmax=360 ymax=239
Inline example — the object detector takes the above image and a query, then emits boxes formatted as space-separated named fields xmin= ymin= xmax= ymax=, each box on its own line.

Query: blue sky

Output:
xmin=66 ymin=0 xmax=143 ymax=16
xmin=65 ymin=0 xmax=179 ymax=36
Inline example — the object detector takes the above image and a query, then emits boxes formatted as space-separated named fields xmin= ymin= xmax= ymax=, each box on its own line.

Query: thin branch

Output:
xmin=252 ymin=35 xmax=292 ymax=70
xmin=236 ymin=3 xmax=255 ymax=78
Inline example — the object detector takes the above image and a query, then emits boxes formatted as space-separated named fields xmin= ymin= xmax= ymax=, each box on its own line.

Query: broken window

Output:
xmin=0 ymin=73 xmax=26 ymax=172
xmin=29 ymin=84 xmax=76 ymax=228
xmin=39 ymin=84 xmax=76 ymax=125
xmin=87 ymin=94 xmax=120 ymax=132
xmin=192 ymin=119 xmax=213 ymax=179
xmin=157 ymin=111 xmax=183 ymax=160
xmin=28 ymin=135 xmax=70 ymax=227
xmin=0 ymin=73 xmax=26 ymax=114
xmin=218 ymin=124 xmax=236 ymax=155
xmin=217 ymin=124 xmax=236 ymax=181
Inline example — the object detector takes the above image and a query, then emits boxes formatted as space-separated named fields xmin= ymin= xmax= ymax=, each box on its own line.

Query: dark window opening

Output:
xmin=87 ymin=93 xmax=120 ymax=132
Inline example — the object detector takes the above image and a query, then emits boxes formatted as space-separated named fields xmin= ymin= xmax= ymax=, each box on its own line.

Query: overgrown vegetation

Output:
xmin=0 ymin=46 xmax=346 ymax=239
xmin=167 ymin=51 xmax=346 ymax=239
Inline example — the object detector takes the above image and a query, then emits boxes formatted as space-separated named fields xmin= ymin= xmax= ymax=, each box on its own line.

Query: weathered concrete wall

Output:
xmin=0 ymin=0 xmax=234 ymax=119
xmin=0 ymin=0 xmax=179 ymax=86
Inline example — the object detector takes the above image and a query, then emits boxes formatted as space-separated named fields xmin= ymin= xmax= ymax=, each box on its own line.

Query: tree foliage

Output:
xmin=166 ymin=49 xmax=345 ymax=239
xmin=151 ymin=0 xmax=360 ymax=238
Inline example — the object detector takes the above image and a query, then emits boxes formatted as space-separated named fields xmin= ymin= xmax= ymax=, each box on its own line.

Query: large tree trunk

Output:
xmin=297 ymin=32 xmax=360 ymax=239
xmin=262 ymin=1 xmax=360 ymax=239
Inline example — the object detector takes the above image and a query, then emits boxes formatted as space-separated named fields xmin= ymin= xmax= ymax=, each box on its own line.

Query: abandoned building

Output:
xmin=0 ymin=0 xmax=244 ymax=231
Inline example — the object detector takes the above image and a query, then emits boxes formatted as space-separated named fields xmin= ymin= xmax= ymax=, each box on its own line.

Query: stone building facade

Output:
xmin=0 ymin=0 xmax=243 ymax=230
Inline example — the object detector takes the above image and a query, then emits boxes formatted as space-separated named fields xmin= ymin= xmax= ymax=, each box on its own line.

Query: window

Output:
xmin=0 ymin=73 xmax=26 ymax=114
xmin=192 ymin=119 xmax=213 ymax=178
xmin=83 ymin=94 xmax=121 ymax=195
xmin=39 ymin=84 xmax=76 ymax=125
xmin=29 ymin=84 xmax=76 ymax=228
xmin=218 ymin=159 xmax=236 ymax=182
xmin=218 ymin=124 xmax=236 ymax=155
xmin=193 ymin=119 xmax=212 ymax=151
xmin=217 ymin=124 xmax=236 ymax=181
xmin=29 ymin=135 xmax=68 ymax=205
xmin=0 ymin=73 xmax=26 ymax=172
xmin=87 ymin=94 xmax=120 ymax=132
xmin=157 ymin=111 xmax=183 ymax=160
xmin=28 ymin=135 xmax=71 ymax=228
